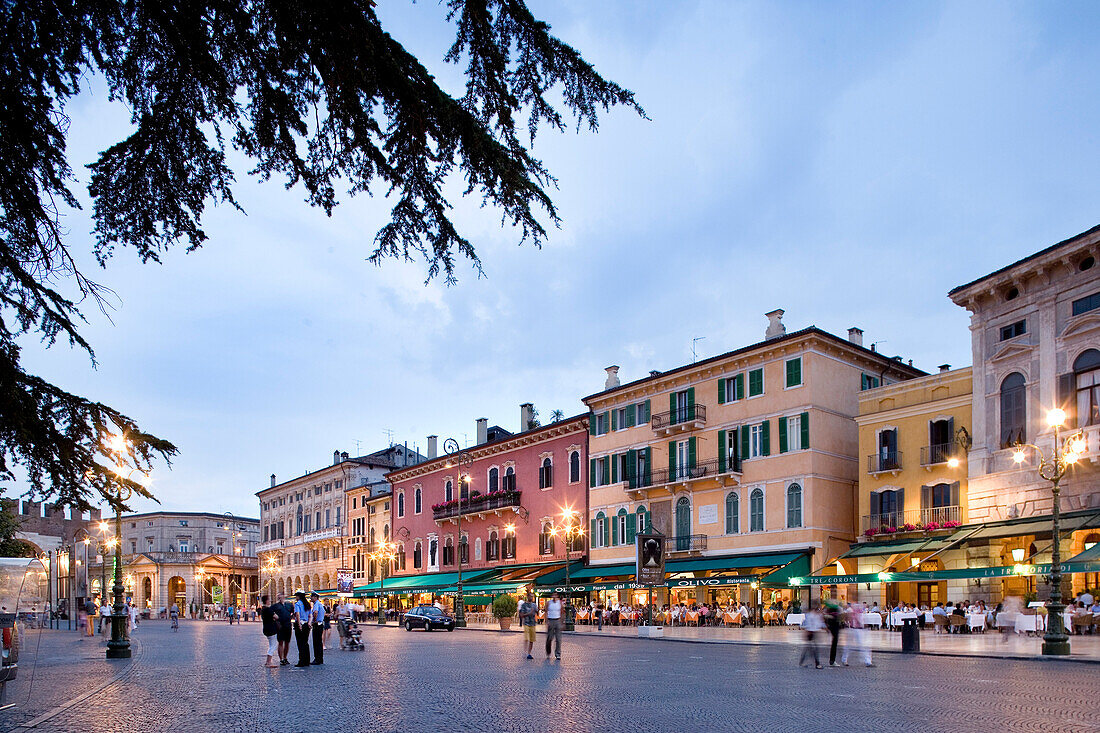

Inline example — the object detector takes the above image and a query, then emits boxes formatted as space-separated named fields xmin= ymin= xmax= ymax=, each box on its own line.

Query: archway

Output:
xmin=322 ymin=573 xmax=330 ymax=589
xmin=167 ymin=576 xmax=187 ymax=611
xmin=142 ymin=577 xmax=152 ymax=609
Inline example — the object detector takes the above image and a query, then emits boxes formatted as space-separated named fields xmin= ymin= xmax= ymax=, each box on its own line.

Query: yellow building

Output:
xmin=847 ymin=367 xmax=972 ymax=608
xmin=581 ymin=312 xmax=923 ymax=609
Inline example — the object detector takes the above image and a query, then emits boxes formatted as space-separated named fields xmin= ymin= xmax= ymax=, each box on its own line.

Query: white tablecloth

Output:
xmin=967 ymin=613 xmax=986 ymax=631
xmin=862 ymin=612 xmax=882 ymax=627
xmin=786 ymin=613 xmax=805 ymax=626
xmin=923 ymin=612 xmax=935 ymax=624
xmin=889 ymin=611 xmax=918 ymax=627
xmin=1015 ymin=614 xmax=1043 ymax=634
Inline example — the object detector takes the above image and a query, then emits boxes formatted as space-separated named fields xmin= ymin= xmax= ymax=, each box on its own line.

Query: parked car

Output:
xmin=404 ymin=605 xmax=456 ymax=632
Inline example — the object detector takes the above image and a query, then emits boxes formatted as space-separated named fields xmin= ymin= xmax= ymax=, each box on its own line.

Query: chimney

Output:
xmin=765 ymin=309 xmax=786 ymax=340
xmin=604 ymin=365 xmax=620 ymax=390
xmin=520 ymin=403 xmax=534 ymax=431
xmin=847 ymin=327 xmax=863 ymax=347
xmin=938 ymin=364 xmax=951 ymax=373
xmin=476 ymin=418 xmax=488 ymax=445
xmin=333 ymin=450 xmax=341 ymax=465
xmin=427 ymin=435 xmax=438 ymax=459
xmin=270 ymin=474 xmax=276 ymax=488
xmin=341 ymin=451 xmax=349 ymax=461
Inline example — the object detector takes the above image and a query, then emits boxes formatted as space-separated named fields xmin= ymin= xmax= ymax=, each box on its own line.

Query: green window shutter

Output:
xmin=589 ymin=458 xmax=596 ymax=488
xmin=643 ymin=448 xmax=652 ymax=486
xmin=602 ymin=411 xmax=611 ymax=434
xmin=611 ymin=515 xmax=619 ymax=546
xmin=741 ymin=425 xmax=750 ymax=460
xmin=611 ymin=409 xmax=618 ymax=431
xmin=735 ymin=374 xmax=744 ymax=400
xmin=644 ymin=400 xmax=651 ymax=422
xmin=718 ymin=430 xmax=727 ymax=472
xmin=626 ymin=512 xmax=636 ymax=543
xmin=669 ymin=392 xmax=676 ymax=417
xmin=601 ymin=457 xmax=610 ymax=485
xmin=687 ymin=387 xmax=696 ymax=419
xmin=786 ymin=358 xmax=801 ymax=387
xmin=589 ymin=415 xmax=596 ymax=436
xmin=625 ymin=449 xmax=637 ymax=487
xmin=688 ymin=436 xmax=697 ymax=468
xmin=718 ymin=378 xmax=726 ymax=404
xmin=749 ymin=368 xmax=763 ymax=396
xmin=861 ymin=373 xmax=868 ymax=391
xmin=611 ymin=454 xmax=619 ymax=484
xmin=778 ymin=416 xmax=788 ymax=454
xmin=801 ymin=411 xmax=809 ymax=449
xmin=668 ymin=441 xmax=677 ymax=476
xmin=603 ymin=517 xmax=610 ymax=547
xmin=761 ymin=420 xmax=771 ymax=456
xmin=626 ymin=404 xmax=636 ymax=428
xmin=591 ymin=519 xmax=597 ymax=542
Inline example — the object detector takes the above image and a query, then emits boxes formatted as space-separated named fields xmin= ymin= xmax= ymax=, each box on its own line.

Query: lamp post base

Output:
xmin=1042 ymin=639 xmax=1070 ymax=656
xmin=106 ymin=641 xmax=131 ymax=659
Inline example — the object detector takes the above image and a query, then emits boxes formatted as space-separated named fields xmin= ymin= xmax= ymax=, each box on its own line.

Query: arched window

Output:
xmin=750 ymin=489 xmax=764 ymax=532
xmin=595 ymin=511 xmax=606 ymax=548
xmin=488 ymin=467 xmax=499 ymax=493
xmin=502 ymin=527 xmax=516 ymax=559
xmin=725 ymin=492 xmax=739 ymax=534
xmin=445 ymin=480 xmax=453 ymax=502
xmin=442 ymin=537 xmax=453 ymax=566
xmin=488 ymin=531 xmax=499 ymax=560
xmin=539 ymin=457 xmax=553 ymax=489
xmin=636 ymin=506 xmax=648 ymax=537
xmin=474 ymin=536 xmax=482 ymax=561
xmin=1074 ymin=349 xmax=1100 ymax=427
xmin=570 ymin=451 xmax=581 ymax=483
xmin=413 ymin=541 xmax=423 ymax=569
xmin=397 ymin=543 xmax=406 ymax=570
xmin=459 ymin=534 xmax=469 ymax=564
xmin=786 ymin=483 xmax=802 ymax=528
xmin=503 ymin=466 xmax=516 ymax=492
xmin=539 ymin=522 xmax=554 ymax=555
xmin=615 ymin=508 xmax=628 ymax=546
xmin=675 ymin=497 xmax=691 ymax=550
xmin=383 ymin=524 xmax=389 ymax=540
xmin=369 ymin=559 xmax=376 ymax=580
xmin=1000 ymin=372 xmax=1026 ymax=447
xmin=296 ymin=505 xmax=303 ymax=535
xmin=415 ymin=487 xmax=422 ymax=514
xmin=397 ymin=492 xmax=405 ymax=517
xmin=369 ymin=526 xmax=375 ymax=545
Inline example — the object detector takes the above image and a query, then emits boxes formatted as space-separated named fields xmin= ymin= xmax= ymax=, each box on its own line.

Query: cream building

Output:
xmin=91 ymin=511 xmax=260 ymax=611
xmin=582 ymin=311 xmax=922 ymax=608
xmin=257 ymin=445 xmax=422 ymax=598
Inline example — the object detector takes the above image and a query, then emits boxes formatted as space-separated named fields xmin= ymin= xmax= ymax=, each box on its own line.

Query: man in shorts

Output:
xmin=518 ymin=589 xmax=538 ymax=660
xmin=272 ymin=593 xmax=294 ymax=666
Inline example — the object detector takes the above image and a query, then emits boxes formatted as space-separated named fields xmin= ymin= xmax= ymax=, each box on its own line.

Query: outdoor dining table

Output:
xmin=575 ymin=609 xmax=589 ymax=620
xmin=785 ymin=613 xmax=805 ymax=626
xmin=888 ymin=611 xmax=917 ymax=628
xmin=967 ymin=613 xmax=987 ymax=631
xmin=721 ymin=611 xmax=742 ymax=626
xmin=685 ymin=611 xmax=700 ymax=624
xmin=1015 ymin=613 xmax=1043 ymax=634
xmin=862 ymin=612 xmax=883 ymax=627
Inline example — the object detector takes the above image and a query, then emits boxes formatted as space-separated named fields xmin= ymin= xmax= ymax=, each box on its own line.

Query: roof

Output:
xmin=948 ymin=223 xmax=1100 ymax=296
xmin=583 ymin=326 xmax=926 ymax=403
xmin=119 ymin=511 xmax=259 ymax=524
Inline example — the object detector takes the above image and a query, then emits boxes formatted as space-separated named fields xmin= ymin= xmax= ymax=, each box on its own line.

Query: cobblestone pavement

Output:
xmin=2 ymin=620 xmax=1099 ymax=733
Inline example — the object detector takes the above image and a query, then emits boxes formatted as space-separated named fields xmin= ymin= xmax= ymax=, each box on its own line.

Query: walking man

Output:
xmin=823 ymin=596 xmax=842 ymax=667
xmin=273 ymin=593 xmax=293 ymax=666
xmin=292 ymin=591 xmax=312 ymax=668
xmin=309 ymin=592 xmax=325 ymax=665
xmin=798 ymin=603 xmax=824 ymax=669
xmin=545 ymin=592 xmax=563 ymax=660
xmin=841 ymin=601 xmax=873 ymax=667
xmin=518 ymin=590 xmax=538 ymax=659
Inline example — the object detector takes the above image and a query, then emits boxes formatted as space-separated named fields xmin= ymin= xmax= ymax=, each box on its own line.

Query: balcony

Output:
xmin=920 ymin=443 xmax=959 ymax=468
xmin=649 ymin=458 xmax=740 ymax=489
xmin=667 ymin=534 xmax=707 ymax=555
xmin=302 ymin=527 xmax=343 ymax=544
xmin=257 ymin=539 xmax=285 ymax=553
xmin=860 ymin=505 xmax=963 ymax=536
xmin=433 ymin=491 xmax=522 ymax=523
xmin=651 ymin=404 xmax=707 ymax=436
xmin=867 ymin=451 xmax=902 ymax=475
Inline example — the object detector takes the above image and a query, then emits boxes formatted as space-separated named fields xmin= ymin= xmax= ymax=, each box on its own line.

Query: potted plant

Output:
xmin=492 ymin=594 xmax=518 ymax=630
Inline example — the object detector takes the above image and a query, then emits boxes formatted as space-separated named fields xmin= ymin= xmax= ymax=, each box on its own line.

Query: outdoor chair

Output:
xmin=1071 ymin=613 xmax=1093 ymax=634
xmin=933 ymin=615 xmax=949 ymax=634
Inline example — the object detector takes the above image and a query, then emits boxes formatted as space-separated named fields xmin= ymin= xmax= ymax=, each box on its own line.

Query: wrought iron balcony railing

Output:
xmin=920 ymin=443 xmax=958 ymax=466
xmin=867 ymin=451 xmax=902 ymax=473
xmin=432 ymin=491 xmax=522 ymax=521
xmin=861 ymin=505 xmax=963 ymax=534
xmin=668 ymin=534 xmax=708 ymax=553
xmin=651 ymin=404 xmax=707 ymax=430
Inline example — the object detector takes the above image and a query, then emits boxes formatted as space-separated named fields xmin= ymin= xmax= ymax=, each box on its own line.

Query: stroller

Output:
xmin=338 ymin=618 xmax=364 ymax=651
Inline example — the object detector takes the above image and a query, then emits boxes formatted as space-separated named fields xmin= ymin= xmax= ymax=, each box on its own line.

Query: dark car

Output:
xmin=404 ymin=605 xmax=456 ymax=632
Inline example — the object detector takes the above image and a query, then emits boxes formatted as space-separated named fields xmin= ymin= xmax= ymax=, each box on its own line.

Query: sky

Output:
xmin=15 ymin=0 xmax=1100 ymax=517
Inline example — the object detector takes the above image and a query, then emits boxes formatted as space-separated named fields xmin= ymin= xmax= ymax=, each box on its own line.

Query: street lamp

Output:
xmin=102 ymin=433 xmax=147 ymax=660
xmin=195 ymin=569 xmax=207 ymax=620
xmin=1011 ymin=407 xmax=1085 ymax=656
xmin=369 ymin=541 xmax=397 ymax=625
xmin=443 ymin=438 xmax=471 ymax=628
xmin=549 ymin=507 xmax=584 ymax=631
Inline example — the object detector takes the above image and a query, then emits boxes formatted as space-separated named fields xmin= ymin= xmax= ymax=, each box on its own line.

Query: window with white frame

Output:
xmin=786 ymin=483 xmax=802 ymax=528
xmin=786 ymin=414 xmax=802 ymax=451
xmin=595 ymin=513 xmax=606 ymax=548
xmin=750 ymin=424 xmax=764 ymax=458
xmin=617 ymin=512 xmax=627 ymax=545
xmin=749 ymin=488 xmax=764 ymax=532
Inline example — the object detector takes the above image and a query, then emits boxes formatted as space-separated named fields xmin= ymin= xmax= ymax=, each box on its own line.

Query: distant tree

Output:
xmin=526 ymin=405 xmax=541 ymax=430
xmin=0 ymin=1 xmax=644 ymax=511
xmin=0 ymin=501 xmax=38 ymax=558
xmin=549 ymin=409 xmax=565 ymax=423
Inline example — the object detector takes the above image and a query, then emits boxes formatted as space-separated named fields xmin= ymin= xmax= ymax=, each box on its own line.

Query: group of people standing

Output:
xmin=798 ymin=599 xmax=875 ymax=669
xmin=259 ymin=591 xmax=328 ymax=668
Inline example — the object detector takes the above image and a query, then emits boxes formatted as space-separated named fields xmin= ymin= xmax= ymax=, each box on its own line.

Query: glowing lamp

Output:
xmin=1013 ymin=449 xmax=1026 ymax=464
xmin=1047 ymin=408 xmax=1066 ymax=428
xmin=1011 ymin=548 xmax=1025 ymax=563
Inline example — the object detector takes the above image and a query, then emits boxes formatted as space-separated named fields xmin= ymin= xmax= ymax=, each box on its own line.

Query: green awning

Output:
xmin=789 ymin=560 xmax=1100 ymax=586
xmin=568 ymin=563 xmax=636 ymax=580
xmin=464 ymin=596 xmax=494 ymax=606
xmin=840 ymin=539 xmax=939 ymax=559
xmin=355 ymin=569 xmax=497 ymax=596
xmin=667 ymin=551 xmax=808 ymax=574
xmin=525 ymin=561 xmax=585 ymax=587
xmin=760 ymin=554 xmax=812 ymax=587
xmin=964 ymin=510 xmax=1100 ymax=541
xmin=1068 ymin=542 xmax=1100 ymax=563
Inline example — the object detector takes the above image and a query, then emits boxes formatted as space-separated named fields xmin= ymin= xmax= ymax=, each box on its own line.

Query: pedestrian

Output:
xmin=99 ymin=600 xmax=110 ymax=635
xmin=841 ymin=601 xmax=873 ymax=667
xmin=544 ymin=592 xmax=563 ymax=660
xmin=273 ymin=593 xmax=293 ymax=666
xmin=169 ymin=602 xmax=180 ymax=631
xmin=823 ymin=596 xmax=842 ymax=667
xmin=259 ymin=595 xmax=280 ymax=668
xmin=518 ymin=590 xmax=538 ymax=659
xmin=309 ymin=592 xmax=325 ymax=665
xmin=293 ymin=591 xmax=312 ymax=668
xmin=799 ymin=603 xmax=824 ymax=669
xmin=322 ymin=602 xmax=332 ymax=649
xmin=83 ymin=597 xmax=97 ymax=636
xmin=595 ymin=603 xmax=604 ymax=631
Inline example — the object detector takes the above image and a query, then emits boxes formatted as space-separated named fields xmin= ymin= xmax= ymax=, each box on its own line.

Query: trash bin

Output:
xmin=901 ymin=617 xmax=920 ymax=653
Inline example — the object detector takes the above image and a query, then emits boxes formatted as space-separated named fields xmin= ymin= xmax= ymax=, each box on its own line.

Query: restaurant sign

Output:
xmin=635 ymin=533 xmax=665 ymax=586
xmin=336 ymin=568 xmax=353 ymax=594
xmin=789 ymin=560 xmax=1100 ymax=586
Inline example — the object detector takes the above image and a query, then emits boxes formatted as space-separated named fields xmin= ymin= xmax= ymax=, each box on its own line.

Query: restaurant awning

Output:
xmin=839 ymin=536 xmax=955 ymax=559
xmin=667 ymin=551 xmax=809 ymax=574
xmin=1067 ymin=542 xmax=1100 ymax=564
xmin=567 ymin=563 xmax=636 ymax=580
xmin=355 ymin=569 xmax=497 ymax=597
xmin=760 ymin=553 xmax=813 ymax=587
xmin=789 ymin=558 xmax=1100 ymax=586
xmin=962 ymin=509 xmax=1100 ymax=541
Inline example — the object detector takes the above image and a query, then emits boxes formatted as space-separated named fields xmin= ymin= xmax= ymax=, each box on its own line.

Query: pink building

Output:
xmin=378 ymin=410 xmax=588 ymax=604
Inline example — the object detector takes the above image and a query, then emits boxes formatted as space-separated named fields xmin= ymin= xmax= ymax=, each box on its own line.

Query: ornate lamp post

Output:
xmin=102 ymin=432 xmax=148 ymax=659
xmin=550 ymin=507 xmax=584 ymax=631
xmin=443 ymin=438 xmax=471 ymax=628
xmin=1011 ymin=408 xmax=1085 ymax=656
xmin=370 ymin=540 xmax=397 ymax=624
